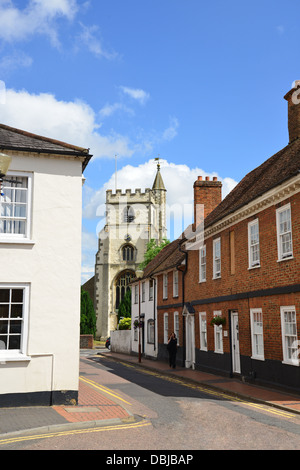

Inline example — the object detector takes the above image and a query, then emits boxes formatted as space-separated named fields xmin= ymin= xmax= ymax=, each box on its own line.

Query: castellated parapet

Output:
xmin=106 ymin=187 xmax=155 ymax=204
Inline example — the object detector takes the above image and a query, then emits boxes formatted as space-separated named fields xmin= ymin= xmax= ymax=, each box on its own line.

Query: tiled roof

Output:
xmin=0 ymin=124 xmax=92 ymax=170
xmin=205 ymin=138 xmax=300 ymax=228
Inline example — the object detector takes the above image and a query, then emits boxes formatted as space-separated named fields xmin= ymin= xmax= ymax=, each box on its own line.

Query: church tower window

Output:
xmin=122 ymin=244 xmax=134 ymax=261
xmin=115 ymin=271 xmax=134 ymax=309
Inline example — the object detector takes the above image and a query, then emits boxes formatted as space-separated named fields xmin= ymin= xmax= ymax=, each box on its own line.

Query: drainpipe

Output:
xmin=179 ymin=241 xmax=188 ymax=367
xmin=150 ymin=274 xmax=156 ymax=352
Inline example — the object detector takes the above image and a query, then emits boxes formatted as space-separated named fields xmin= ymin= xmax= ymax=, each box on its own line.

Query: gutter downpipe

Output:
xmin=179 ymin=240 xmax=188 ymax=368
xmin=150 ymin=273 xmax=156 ymax=352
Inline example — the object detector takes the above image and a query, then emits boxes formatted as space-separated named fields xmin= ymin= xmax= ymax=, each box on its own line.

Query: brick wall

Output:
xmin=184 ymin=191 xmax=300 ymax=364
xmin=80 ymin=335 xmax=94 ymax=349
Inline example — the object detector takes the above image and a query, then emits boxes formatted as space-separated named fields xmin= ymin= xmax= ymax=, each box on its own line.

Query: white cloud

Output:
xmin=0 ymin=0 xmax=78 ymax=46
xmin=83 ymin=159 xmax=238 ymax=223
xmin=0 ymin=88 xmax=134 ymax=159
xmin=120 ymin=86 xmax=150 ymax=105
xmin=81 ymin=159 xmax=238 ymax=280
xmin=99 ymin=102 xmax=134 ymax=118
xmin=162 ymin=117 xmax=179 ymax=141
xmin=77 ymin=22 xmax=117 ymax=60
xmin=0 ymin=51 xmax=33 ymax=76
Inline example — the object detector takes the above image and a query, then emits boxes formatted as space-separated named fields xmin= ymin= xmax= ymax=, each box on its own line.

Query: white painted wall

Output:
xmin=0 ymin=152 xmax=83 ymax=400
xmin=111 ymin=330 xmax=131 ymax=354
xmin=131 ymin=278 xmax=157 ymax=358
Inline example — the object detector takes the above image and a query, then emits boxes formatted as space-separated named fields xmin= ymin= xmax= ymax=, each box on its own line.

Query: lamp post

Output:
xmin=135 ymin=269 xmax=144 ymax=363
xmin=0 ymin=153 xmax=12 ymax=196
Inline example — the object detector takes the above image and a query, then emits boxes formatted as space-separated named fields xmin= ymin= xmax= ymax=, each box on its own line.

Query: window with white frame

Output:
xmin=0 ymin=173 xmax=32 ymax=239
xmin=281 ymin=306 xmax=298 ymax=365
xmin=173 ymin=271 xmax=178 ymax=297
xmin=163 ymin=313 xmax=168 ymax=343
xmin=248 ymin=219 xmax=260 ymax=268
xmin=147 ymin=319 xmax=154 ymax=344
xmin=0 ymin=285 xmax=29 ymax=358
xmin=163 ymin=274 xmax=168 ymax=299
xmin=213 ymin=238 xmax=221 ymax=279
xmin=149 ymin=279 xmax=154 ymax=301
xmin=276 ymin=204 xmax=293 ymax=260
xmin=250 ymin=308 xmax=264 ymax=360
xmin=134 ymin=284 xmax=138 ymax=304
xmin=199 ymin=245 xmax=206 ymax=282
xmin=199 ymin=312 xmax=207 ymax=351
xmin=213 ymin=311 xmax=223 ymax=353
xmin=174 ymin=312 xmax=179 ymax=344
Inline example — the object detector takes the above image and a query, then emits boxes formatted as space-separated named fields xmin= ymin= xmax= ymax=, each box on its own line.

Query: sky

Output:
xmin=0 ymin=0 xmax=299 ymax=283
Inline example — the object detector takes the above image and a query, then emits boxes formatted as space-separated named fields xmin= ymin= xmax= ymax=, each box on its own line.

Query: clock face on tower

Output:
xmin=124 ymin=234 xmax=131 ymax=242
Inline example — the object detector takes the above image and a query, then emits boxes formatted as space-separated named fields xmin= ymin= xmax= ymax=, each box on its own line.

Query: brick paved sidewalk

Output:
xmin=53 ymin=379 xmax=130 ymax=424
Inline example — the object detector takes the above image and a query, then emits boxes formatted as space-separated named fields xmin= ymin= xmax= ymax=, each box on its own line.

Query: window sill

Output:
xmin=0 ymin=355 xmax=31 ymax=364
xmin=282 ymin=360 xmax=299 ymax=367
xmin=248 ymin=265 xmax=261 ymax=270
xmin=277 ymin=257 xmax=294 ymax=263
xmin=250 ymin=356 xmax=265 ymax=361
xmin=0 ymin=239 xmax=35 ymax=245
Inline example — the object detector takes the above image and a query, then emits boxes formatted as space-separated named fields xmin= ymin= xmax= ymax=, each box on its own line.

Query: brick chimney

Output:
xmin=193 ymin=176 xmax=222 ymax=230
xmin=284 ymin=81 xmax=300 ymax=143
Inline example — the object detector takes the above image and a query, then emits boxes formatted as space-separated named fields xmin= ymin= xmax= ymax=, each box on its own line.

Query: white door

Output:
xmin=185 ymin=314 xmax=195 ymax=369
xmin=231 ymin=312 xmax=241 ymax=374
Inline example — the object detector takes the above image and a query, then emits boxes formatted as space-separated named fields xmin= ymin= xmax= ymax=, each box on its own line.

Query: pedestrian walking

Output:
xmin=167 ymin=332 xmax=177 ymax=368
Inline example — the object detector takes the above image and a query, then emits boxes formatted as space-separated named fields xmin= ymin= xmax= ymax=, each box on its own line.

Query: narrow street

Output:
xmin=3 ymin=350 xmax=300 ymax=451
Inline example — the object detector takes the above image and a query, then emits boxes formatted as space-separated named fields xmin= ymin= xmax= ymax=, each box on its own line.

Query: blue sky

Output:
xmin=0 ymin=0 xmax=299 ymax=281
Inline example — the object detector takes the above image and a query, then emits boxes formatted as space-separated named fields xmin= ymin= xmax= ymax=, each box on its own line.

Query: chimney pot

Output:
xmin=284 ymin=81 xmax=300 ymax=143
xmin=198 ymin=176 xmax=202 ymax=181
xmin=205 ymin=176 xmax=209 ymax=181
xmin=213 ymin=176 xmax=218 ymax=181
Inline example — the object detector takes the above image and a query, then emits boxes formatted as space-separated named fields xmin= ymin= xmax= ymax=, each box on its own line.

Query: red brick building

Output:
xmin=155 ymin=83 xmax=300 ymax=393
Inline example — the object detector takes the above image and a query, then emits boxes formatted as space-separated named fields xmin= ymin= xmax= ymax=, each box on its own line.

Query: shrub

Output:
xmin=118 ymin=317 xmax=131 ymax=330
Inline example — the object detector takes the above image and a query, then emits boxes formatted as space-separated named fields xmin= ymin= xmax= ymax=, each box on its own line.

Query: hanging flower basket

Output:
xmin=210 ymin=316 xmax=226 ymax=327
xmin=133 ymin=320 xmax=143 ymax=329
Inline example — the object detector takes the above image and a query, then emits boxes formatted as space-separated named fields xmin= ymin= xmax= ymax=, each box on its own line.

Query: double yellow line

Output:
xmin=120 ymin=362 xmax=295 ymax=420
xmin=79 ymin=375 xmax=132 ymax=406
xmin=0 ymin=420 xmax=151 ymax=446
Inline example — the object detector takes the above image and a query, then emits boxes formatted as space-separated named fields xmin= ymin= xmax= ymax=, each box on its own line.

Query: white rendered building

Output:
xmin=0 ymin=124 xmax=91 ymax=406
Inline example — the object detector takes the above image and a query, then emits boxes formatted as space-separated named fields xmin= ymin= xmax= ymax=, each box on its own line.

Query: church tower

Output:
xmin=94 ymin=162 xmax=167 ymax=339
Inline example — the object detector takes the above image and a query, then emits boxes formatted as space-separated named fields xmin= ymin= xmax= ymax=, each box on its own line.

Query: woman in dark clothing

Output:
xmin=167 ymin=332 xmax=177 ymax=368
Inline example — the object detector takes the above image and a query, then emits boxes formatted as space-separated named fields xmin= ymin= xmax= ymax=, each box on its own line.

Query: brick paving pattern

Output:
xmin=53 ymin=379 xmax=130 ymax=423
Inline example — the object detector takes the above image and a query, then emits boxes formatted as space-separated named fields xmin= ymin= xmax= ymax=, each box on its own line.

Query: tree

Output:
xmin=139 ymin=238 xmax=170 ymax=270
xmin=80 ymin=289 xmax=97 ymax=337
xmin=118 ymin=288 xmax=131 ymax=322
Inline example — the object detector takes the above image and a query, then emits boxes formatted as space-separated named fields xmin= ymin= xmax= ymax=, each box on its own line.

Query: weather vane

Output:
xmin=154 ymin=154 xmax=161 ymax=170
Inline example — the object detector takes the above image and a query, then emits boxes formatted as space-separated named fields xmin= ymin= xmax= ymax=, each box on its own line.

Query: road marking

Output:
xmin=117 ymin=361 xmax=295 ymax=420
xmin=79 ymin=376 xmax=132 ymax=405
xmin=0 ymin=420 xmax=151 ymax=446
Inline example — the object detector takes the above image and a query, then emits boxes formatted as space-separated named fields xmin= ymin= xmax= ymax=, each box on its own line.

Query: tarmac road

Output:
xmin=2 ymin=351 xmax=300 ymax=451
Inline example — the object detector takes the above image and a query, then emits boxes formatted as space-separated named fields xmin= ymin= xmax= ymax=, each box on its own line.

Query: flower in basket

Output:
xmin=133 ymin=320 xmax=142 ymax=329
xmin=210 ymin=315 xmax=226 ymax=327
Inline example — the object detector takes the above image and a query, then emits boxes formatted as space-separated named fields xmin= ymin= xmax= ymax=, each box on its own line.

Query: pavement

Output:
xmin=1 ymin=347 xmax=300 ymax=442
